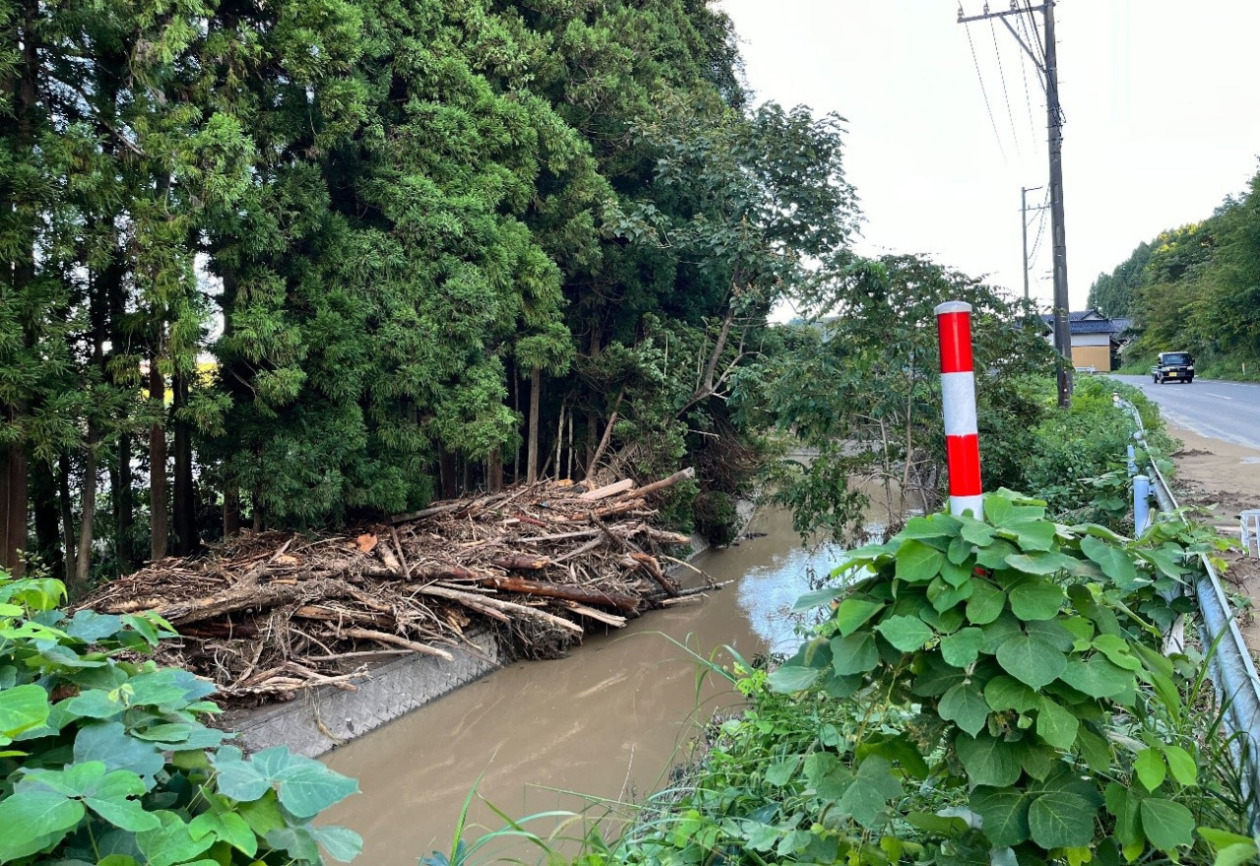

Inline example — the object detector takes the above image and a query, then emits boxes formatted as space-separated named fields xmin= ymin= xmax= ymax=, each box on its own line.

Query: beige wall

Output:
xmin=1071 ymin=345 xmax=1111 ymax=372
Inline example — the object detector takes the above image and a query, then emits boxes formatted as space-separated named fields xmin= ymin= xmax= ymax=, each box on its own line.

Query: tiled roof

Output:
xmin=1039 ymin=312 xmax=1130 ymax=336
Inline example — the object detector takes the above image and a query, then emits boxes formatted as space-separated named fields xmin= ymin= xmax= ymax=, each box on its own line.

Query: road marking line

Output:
xmin=1208 ymin=394 xmax=1234 ymax=401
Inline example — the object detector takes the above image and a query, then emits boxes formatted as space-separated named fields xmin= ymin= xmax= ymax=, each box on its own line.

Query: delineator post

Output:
xmin=935 ymin=301 xmax=983 ymax=520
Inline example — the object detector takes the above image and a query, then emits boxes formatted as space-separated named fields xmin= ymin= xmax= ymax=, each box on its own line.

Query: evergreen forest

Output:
xmin=1 ymin=0 xmax=1054 ymax=594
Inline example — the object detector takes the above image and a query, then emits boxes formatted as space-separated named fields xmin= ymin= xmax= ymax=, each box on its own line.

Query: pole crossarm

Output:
xmin=957 ymin=5 xmax=1047 ymax=24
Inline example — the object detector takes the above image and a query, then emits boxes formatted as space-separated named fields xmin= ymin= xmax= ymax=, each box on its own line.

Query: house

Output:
xmin=1039 ymin=309 xmax=1131 ymax=372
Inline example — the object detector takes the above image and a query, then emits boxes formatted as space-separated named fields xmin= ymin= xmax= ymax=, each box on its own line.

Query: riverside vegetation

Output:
xmin=427 ymin=380 xmax=1257 ymax=866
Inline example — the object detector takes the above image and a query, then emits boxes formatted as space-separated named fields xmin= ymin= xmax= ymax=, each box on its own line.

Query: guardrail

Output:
xmin=1115 ymin=395 xmax=1260 ymax=827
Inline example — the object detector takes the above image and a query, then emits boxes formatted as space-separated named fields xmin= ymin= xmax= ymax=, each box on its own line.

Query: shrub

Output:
xmin=0 ymin=572 xmax=361 ymax=865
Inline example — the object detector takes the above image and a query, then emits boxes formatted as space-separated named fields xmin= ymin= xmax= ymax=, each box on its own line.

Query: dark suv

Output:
xmin=1152 ymin=351 xmax=1195 ymax=384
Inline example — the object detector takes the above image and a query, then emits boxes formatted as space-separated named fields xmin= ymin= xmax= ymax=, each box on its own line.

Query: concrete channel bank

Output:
xmin=220 ymin=521 xmax=741 ymax=758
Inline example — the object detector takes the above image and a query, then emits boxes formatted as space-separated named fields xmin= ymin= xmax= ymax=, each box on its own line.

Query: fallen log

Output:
xmin=117 ymin=577 xmax=362 ymax=626
xmin=418 ymin=584 xmax=583 ymax=635
xmin=579 ymin=478 xmax=635 ymax=501
xmin=336 ymin=627 xmax=454 ymax=661
xmin=630 ymin=466 xmax=695 ymax=500
xmin=629 ymin=551 xmax=680 ymax=597
xmin=492 ymin=554 xmax=553 ymax=571
xmin=473 ymin=576 xmax=640 ymax=614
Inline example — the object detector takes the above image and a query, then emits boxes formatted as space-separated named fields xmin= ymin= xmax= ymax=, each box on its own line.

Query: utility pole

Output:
xmin=959 ymin=1 xmax=1073 ymax=406
xmin=1021 ymin=185 xmax=1044 ymax=306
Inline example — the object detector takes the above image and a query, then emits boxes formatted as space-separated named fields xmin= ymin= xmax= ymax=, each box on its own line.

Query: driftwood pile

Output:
xmin=80 ymin=468 xmax=712 ymax=705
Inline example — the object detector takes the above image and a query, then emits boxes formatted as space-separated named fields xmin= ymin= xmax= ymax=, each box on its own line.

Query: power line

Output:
xmin=965 ymin=20 xmax=1006 ymax=159
xmin=989 ymin=19 xmax=1021 ymax=153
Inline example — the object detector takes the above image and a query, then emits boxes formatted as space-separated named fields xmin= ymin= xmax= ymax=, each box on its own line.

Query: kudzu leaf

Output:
xmin=835 ymin=598 xmax=884 ymax=636
xmin=1035 ymin=698 xmax=1079 ymax=750
xmin=966 ymin=582 xmax=1006 ymax=625
xmin=767 ymin=666 xmax=821 ymax=693
xmin=1028 ymin=791 xmax=1094 ymax=848
xmin=1059 ymin=655 xmax=1132 ymax=699
xmin=970 ymin=787 xmax=1029 ymax=846
xmin=312 ymin=825 xmax=364 ymax=863
xmin=984 ymin=676 xmax=1039 ymax=713
xmin=1139 ymin=798 xmax=1194 ymax=851
xmin=790 ymin=586 xmax=845 ymax=612
xmin=1162 ymin=745 xmax=1197 ymax=787
xmin=1008 ymin=576 xmax=1066 ymax=621
xmin=956 ymin=732 xmax=1022 ymax=787
xmin=765 ymin=757 xmax=798 ymax=787
xmin=1135 ymin=748 xmax=1166 ymax=792
xmin=995 ymin=636 xmax=1066 ymax=689
xmin=831 ymin=632 xmax=879 ymax=675
xmin=1091 ymin=634 xmax=1142 ymax=671
xmin=940 ymin=682 xmax=989 ymax=737
xmin=895 ymin=540 xmax=944 ymax=584
xmin=1080 ymin=536 xmax=1140 ymax=589
xmin=0 ymin=683 xmax=50 ymax=744
xmin=875 ymin=615 xmax=933 ymax=652
xmin=0 ymin=790 xmax=85 ymax=861
xmin=940 ymin=627 xmax=986 ymax=668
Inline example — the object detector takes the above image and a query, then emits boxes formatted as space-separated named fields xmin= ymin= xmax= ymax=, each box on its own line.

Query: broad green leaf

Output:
xmin=1035 ymin=698 xmax=1079 ymax=750
xmin=1140 ymin=798 xmax=1195 ymax=851
xmin=940 ymin=682 xmax=989 ymax=737
xmin=984 ymin=676 xmax=1039 ymax=712
xmin=1024 ymin=618 xmax=1075 ymax=652
xmin=212 ymin=747 xmax=272 ymax=803
xmin=1080 ymin=536 xmax=1140 ymax=588
xmin=940 ymin=627 xmax=986 ymax=668
xmin=1078 ymin=728 xmax=1114 ymax=775
xmin=831 ymin=632 xmax=879 ymax=675
xmin=959 ymin=516 xmax=995 ymax=546
xmin=1162 ymin=745 xmax=1197 ymax=787
xmin=1197 ymin=828 xmax=1256 ymax=850
xmin=137 ymin=810 xmax=215 ymax=866
xmin=312 ymin=825 xmax=364 ymax=863
xmin=900 ymin=515 xmax=956 ymax=540
xmin=965 ymin=581 xmax=1006 ymax=625
xmin=976 ymin=539 xmax=1019 ymax=570
xmin=189 ymin=811 xmax=258 ymax=857
xmin=956 ymin=732 xmax=1022 ymax=787
xmin=948 ymin=535 xmax=972 ymax=565
xmin=910 ymin=652 xmax=969 ymax=697
xmin=1004 ymin=518 xmax=1057 ymax=552
xmin=64 ymin=688 xmax=125 ymax=720
xmin=0 ymin=683 xmax=50 ymax=745
xmin=1020 ymin=741 xmax=1058 ymax=781
xmin=0 ymin=790 xmax=85 ymax=861
xmin=1091 ymin=634 xmax=1142 ymax=671
xmin=970 ymin=787 xmax=1029 ymax=846
xmin=1060 ymin=656 xmax=1132 ymax=699
xmin=791 ymin=586 xmax=845 ymax=612
xmin=83 ymin=772 xmax=160 ymax=833
xmin=74 ymin=721 xmax=165 ymax=782
xmin=260 ymin=748 xmax=359 ymax=818
xmin=940 ymin=560 xmax=972 ymax=588
xmin=765 ymin=757 xmax=798 ymax=786
xmin=875 ymin=615 xmax=933 ymax=652
xmin=1135 ymin=748 xmax=1167 ymax=792
xmin=895 ymin=539 xmax=945 ymax=584
xmin=1212 ymin=842 xmax=1259 ymax=866
xmin=767 ymin=665 xmax=820 ymax=693
xmin=840 ymin=777 xmax=893 ymax=828
xmin=1005 ymin=553 xmax=1069 ymax=577
xmin=906 ymin=812 xmax=969 ymax=835
xmin=1008 ymin=576 xmax=1066 ymax=621
xmin=928 ymin=576 xmax=973 ymax=612
xmin=266 ymin=826 xmax=321 ymax=862
xmin=995 ymin=636 xmax=1066 ymax=689
xmin=1105 ymin=783 xmax=1143 ymax=847
xmin=1028 ymin=791 xmax=1095 ymax=848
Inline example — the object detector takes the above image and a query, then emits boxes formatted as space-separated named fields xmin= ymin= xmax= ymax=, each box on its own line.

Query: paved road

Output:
xmin=1109 ymin=375 xmax=1260 ymax=451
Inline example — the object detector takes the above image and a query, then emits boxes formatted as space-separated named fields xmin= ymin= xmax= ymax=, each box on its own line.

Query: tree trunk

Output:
xmin=527 ymin=365 xmax=541 ymax=484
xmin=584 ymin=324 xmax=602 ymax=473
xmin=30 ymin=459 xmax=62 ymax=578
xmin=223 ymin=483 xmax=241 ymax=538
xmin=439 ymin=450 xmax=458 ymax=500
xmin=172 ymin=372 xmax=196 ymax=556
xmin=57 ymin=454 xmax=76 ymax=584
xmin=149 ymin=359 xmax=168 ymax=561
xmin=73 ymin=426 xmax=99 ymax=597
xmin=487 ymin=447 xmax=503 ymax=493
xmin=112 ymin=432 xmax=134 ymax=572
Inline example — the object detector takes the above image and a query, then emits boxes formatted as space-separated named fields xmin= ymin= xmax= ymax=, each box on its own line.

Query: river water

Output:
xmin=322 ymin=506 xmax=859 ymax=865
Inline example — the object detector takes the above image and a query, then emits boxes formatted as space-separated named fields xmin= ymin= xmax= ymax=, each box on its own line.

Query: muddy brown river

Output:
xmin=322 ymin=506 xmax=859 ymax=864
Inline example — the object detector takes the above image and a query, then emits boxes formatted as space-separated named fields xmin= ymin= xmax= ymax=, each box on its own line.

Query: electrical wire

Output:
xmin=964 ymin=22 xmax=1006 ymax=159
xmin=989 ymin=18 xmax=1022 ymax=154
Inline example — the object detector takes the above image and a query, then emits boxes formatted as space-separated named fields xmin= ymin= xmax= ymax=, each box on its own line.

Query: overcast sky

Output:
xmin=721 ymin=1 xmax=1260 ymax=316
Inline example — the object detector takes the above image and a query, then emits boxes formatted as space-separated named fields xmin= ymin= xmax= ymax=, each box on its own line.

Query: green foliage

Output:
xmin=568 ymin=489 xmax=1249 ymax=866
xmin=0 ymin=571 xmax=360 ymax=864
xmin=746 ymin=255 xmax=1055 ymax=541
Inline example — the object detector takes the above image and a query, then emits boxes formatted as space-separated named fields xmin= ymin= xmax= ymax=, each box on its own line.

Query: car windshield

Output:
xmin=1162 ymin=353 xmax=1192 ymax=365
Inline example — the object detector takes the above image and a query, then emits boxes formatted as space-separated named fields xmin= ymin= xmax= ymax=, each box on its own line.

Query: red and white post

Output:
xmin=935 ymin=301 xmax=983 ymax=520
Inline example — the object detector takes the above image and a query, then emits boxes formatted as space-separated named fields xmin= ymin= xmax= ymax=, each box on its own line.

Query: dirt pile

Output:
xmin=80 ymin=469 xmax=712 ymax=704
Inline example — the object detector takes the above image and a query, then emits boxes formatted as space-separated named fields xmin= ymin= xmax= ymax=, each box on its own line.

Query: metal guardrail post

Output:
xmin=1133 ymin=475 xmax=1150 ymax=535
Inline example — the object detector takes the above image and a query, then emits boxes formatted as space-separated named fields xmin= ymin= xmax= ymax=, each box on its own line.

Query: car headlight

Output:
xmin=1188 ymin=365 xmax=1195 ymax=371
